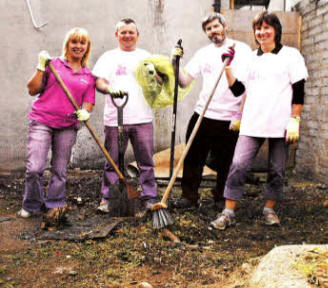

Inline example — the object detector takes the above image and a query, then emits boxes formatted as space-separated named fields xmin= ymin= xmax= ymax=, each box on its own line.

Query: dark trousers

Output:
xmin=181 ymin=113 xmax=238 ymax=203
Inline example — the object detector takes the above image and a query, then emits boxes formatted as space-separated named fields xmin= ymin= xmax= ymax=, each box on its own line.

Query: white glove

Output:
xmin=144 ymin=62 xmax=156 ymax=76
xmin=37 ymin=50 xmax=51 ymax=72
xmin=75 ymin=109 xmax=90 ymax=121
xmin=106 ymin=86 xmax=126 ymax=98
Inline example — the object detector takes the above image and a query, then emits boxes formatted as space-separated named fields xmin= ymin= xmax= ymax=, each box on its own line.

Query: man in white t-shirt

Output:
xmin=172 ymin=12 xmax=252 ymax=208
xmin=92 ymin=18 xmax=157 ymax=212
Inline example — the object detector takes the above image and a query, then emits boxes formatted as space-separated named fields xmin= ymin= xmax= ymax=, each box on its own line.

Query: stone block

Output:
xmin=316 ymin=3 xmax=328 ymax=16
xmin=314 ymin=31 xmax=328 ymax=42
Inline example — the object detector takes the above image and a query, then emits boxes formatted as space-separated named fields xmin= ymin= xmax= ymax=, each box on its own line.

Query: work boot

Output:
xmin=17 ymin=208 xmax=32 ymax=218
xmin=97 ymin=200 xmax=109 ymax=213
xmin=209 ymin=210 xmax=236 ymax=230
xmin=263 ymin=209 xmax=280 ymax=226
xmin=173 ymin=197 xmax=198 ymax=209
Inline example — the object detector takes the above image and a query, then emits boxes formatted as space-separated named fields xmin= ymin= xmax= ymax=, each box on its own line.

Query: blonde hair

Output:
xmin=62 ymin=27 xmax=91 ymax=67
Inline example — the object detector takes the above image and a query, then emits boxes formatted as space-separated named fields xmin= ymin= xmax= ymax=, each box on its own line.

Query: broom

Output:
xmin=151 ymin=55 xmax=232 ymax=229
xmin=48 ymin=63 xmax=140 ymax=201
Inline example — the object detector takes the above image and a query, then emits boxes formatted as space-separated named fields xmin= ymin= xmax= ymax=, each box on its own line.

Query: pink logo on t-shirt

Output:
xmin=203 ymin=63 xmax=212 ymax=74
xmin=116 ymin=65 xmax=127 ymax=75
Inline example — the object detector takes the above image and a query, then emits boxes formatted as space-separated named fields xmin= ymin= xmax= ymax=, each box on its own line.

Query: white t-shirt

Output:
xmin=185 ymin=39 xmax=252 ymax=121
xmin=92 ymin=48 xmax=153 ymax=126
xmin=240 ymin=46 xmax=308 ymax=138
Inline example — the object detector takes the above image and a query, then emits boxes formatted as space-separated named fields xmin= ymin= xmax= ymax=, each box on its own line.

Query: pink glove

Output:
xmin=221 ymin=46 xmax=235 ymax=66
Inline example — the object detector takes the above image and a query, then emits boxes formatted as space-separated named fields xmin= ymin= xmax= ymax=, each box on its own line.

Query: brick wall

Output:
xmin=295 ymin=0 xmax=328 ymax=183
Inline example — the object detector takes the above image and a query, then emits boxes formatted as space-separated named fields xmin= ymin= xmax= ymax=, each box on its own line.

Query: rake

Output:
xmin=151 ymin=56 xmax=231 ymax=229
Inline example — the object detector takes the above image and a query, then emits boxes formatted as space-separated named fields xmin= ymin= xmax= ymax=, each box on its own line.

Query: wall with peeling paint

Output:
xmin=0 ymin=0 xmax=304 ymax=174
xmin=0 ymin=0 xmax=215 ymax=172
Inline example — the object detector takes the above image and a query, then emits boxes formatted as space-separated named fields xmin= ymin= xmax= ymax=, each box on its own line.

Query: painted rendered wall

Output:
xmin=0 ymin=0 xmax=214 ymax=172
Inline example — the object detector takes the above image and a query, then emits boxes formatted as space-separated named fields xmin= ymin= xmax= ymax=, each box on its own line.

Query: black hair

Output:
xmin=252 ymin=12 xmax=282 ymax=46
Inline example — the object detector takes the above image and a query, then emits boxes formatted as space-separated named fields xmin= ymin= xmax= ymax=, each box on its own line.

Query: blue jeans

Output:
xmin=101 ymin=122 xmax=157 ymax=200
xmin=22 ymin=120 xmax=77 ymax=212
xmin=224 ymin=135 xmax=288 ymax=201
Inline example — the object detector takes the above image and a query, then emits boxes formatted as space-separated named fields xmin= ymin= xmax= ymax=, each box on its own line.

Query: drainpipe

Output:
xmin=212 ymin=0 xmax=221 ymax=12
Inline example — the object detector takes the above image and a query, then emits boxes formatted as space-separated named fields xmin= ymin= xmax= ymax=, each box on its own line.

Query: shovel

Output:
xmin=48 ymin=63 xmax=140 ymax=200
xmin=108 ymin=94 xmax=135 ymax=216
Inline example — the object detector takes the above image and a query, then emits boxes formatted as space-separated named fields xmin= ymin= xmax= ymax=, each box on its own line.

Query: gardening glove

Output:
xmin=285 ymin=117 xmax=300 ymax=143
xmin=37 ymin=50 xmax=51 ymax=72
xmin=170 ymin=45 xmax=184 ymax=62
xmin=144 ymin=62 xmax=156 ymax=76
xmin=75 ymin=109 xmax=90 ymax=121
xmin=106 ymin=86 xmax=126 ymax=98
xmin=229 ymin=112 xmax=242 ymax=131
xmin=221 ymin=46 xmax=235 ymax=67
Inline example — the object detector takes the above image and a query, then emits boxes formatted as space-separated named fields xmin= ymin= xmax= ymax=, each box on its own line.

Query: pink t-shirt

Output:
xmin=28 ymin=57 xmax=95 ymax=128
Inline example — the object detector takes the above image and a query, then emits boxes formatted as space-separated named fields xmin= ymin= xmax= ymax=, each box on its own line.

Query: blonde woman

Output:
xmin=18 ymin=28 xmax=95 ymax=218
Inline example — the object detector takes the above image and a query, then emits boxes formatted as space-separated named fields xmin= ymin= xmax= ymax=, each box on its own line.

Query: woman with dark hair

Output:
xmin=17 ymin=28 xmax=95 ymax=218
xmin=210 ymin=12 xmax=308 ymax=230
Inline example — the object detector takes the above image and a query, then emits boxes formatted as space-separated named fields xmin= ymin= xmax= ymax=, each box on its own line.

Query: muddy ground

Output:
xmin=0 ymin=170 xmax=327 ymax=288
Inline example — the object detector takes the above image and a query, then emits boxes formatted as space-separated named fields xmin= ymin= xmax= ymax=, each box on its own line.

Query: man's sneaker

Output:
xmin=173 ymin=197 xmax=198 ymax=209
xmin=97 ymin=200 xmax=109 ymax=213
xmin=263 ymin=209 xmax=280 ymax=226
xmin=209 ymin=210 xmax=236 ymax=230
xmin=17 ymin=208 xmax=32 ymax=218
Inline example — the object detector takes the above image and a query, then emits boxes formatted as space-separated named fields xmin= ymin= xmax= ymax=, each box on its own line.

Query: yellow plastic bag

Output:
xmin=135 ymin=55 xmax=193 ymax=109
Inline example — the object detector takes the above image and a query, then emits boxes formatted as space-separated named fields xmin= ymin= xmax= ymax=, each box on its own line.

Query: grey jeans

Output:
xmin=224 ymin=135 xmax=288 ymax=201
xmin=22 ymin=120 xmax=77 ymax=212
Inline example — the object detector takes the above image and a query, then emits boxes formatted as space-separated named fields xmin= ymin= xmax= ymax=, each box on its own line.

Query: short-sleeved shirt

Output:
xmin=185 ymin=38 xmax=252 ymax=121
xmin=28 ymin=57 xmax=96 ymax=129
xmin=92 ymin=48 xmax=153 ymax=127
xmin=240 ymin=46 xmax=308 ymax=138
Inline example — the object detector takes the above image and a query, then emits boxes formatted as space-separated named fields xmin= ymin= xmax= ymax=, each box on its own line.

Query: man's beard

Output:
xmin=209 ymin=32 xmax=226 ymax=45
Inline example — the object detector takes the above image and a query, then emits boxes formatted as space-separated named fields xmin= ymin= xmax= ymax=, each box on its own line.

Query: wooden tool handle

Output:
xmin=161 ymin=56 xmax=231 ymax=205
xmin=48 ymin=62 xmax=125 ymax=180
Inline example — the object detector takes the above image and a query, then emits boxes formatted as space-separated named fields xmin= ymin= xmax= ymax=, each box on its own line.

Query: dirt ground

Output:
xmin=0 ymin=170 xmax=327 ymax=288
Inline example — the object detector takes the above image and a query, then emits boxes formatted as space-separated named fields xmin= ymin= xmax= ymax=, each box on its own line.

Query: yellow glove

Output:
xmin=229 ymin=113 xmax=242 ymax=131
xmin=170 ymin=46 xmax=184 ymax=61
xmin=106 ymin=86 xmax=126 ymax=98
xmin=286 ymin=117 xmax=300 ymax=143
xmin=75 ymin=109 xmax=90 ymax=121
xmin=37 ymin=50 xmax=51 ymax=72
